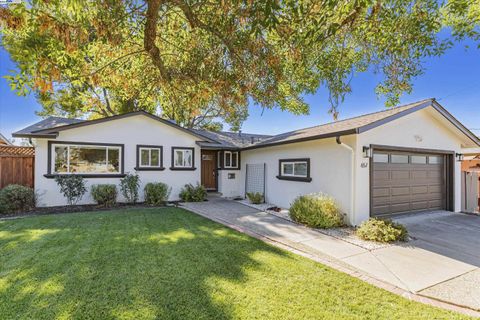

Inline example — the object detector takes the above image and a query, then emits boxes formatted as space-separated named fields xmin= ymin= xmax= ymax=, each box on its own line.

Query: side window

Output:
xmin=171 ymin=147 xmax=195 ymax=170
xmin=136 ymin=145 xmax=163 ymax=170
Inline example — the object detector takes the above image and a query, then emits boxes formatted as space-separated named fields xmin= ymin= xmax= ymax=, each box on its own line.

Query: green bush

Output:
xmin=246 ymin=192 xmax=263 ymax=204
xmin=356 ymin=218 xmax=408 ymax=243
xmin=120 ymin=173 xmax=140 ymax=204
xmin=144 ymin=182 xmax=171 ymax=206
xmin=289 ymin=193 xmax=344 ymax=228
xmin=55 ymin=175 xmax=86 ymax=205
xmin=91 ymin=184 xmax=117 ymax=207
xmin=179 ymin=183 xmax=207 ymax=202
xmin=0 ymin=184 xmax=36 ymax=214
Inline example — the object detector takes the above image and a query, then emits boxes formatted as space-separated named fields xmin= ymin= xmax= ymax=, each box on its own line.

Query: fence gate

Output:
xmin=245 ymin=163 xmax=265 ymax=202
xmin=462 ymin=171 xmax=480 ymax=213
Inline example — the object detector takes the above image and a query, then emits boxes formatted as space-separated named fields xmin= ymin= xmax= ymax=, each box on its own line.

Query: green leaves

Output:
xmin=1 ymin=0 xmax=477 ymax=127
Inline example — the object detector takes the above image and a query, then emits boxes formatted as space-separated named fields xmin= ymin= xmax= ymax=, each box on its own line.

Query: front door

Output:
xmin=201 ymin=150 xmax=217 ymax=191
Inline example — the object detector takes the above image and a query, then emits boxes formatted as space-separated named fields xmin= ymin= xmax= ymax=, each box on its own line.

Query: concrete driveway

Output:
xmin=182 ymin=198 xmax=480 ymax=313
xmin=393 ymin=211 xmax=480 ymax=309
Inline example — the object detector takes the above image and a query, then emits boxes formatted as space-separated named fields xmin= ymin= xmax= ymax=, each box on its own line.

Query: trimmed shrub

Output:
xmin=179 ymin=183 xmax=207 ymax=202
xmin=120 ymin=173 xmax=140 ymax=204
xmin=356 ymin=218 xmax=408 ymax=243
xmin=0 ymin=184 xmax=35 ymax=213
xmin=91 ymin=184 xmax=117 ymax=207
xmin=246 ymin=192 xmax=263 ymax=204
xmin=144 ymin=182 xmax=171 ymax=206
xmin=55 ymin=175 xmax=86 ymax=205
xmin=289 ymin=193 xmax=344 ymax=228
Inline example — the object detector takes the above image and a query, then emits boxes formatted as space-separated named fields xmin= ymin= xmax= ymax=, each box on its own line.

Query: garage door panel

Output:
xmin=373 ymin=170 xmax=389 ymax=180
xmin=429 ymin=199 xmax=445 ymax=209
xmin=391 ymin=171 xmax=410 ymax=179
xmin=411 ymin=185 xmax=428 ymax=194
xmin=372 ymin=196 xmax=391 ymax=206
xmin=391 ymin=187 xmax=410 ymax=196
xmin=373 ymin=205 xmax=391 ymax=215
xmin=411 ymin=201 xmax=429 ymax=210
xmin=391 ymin=203 xmax=411 ymax=213
xmin=372 ymin=150 xmax=447 ymax=217
xmin=411 ymin=171 xmax=428 ymax=179
xmin=372 ymin=187 xmax=390 ymax=197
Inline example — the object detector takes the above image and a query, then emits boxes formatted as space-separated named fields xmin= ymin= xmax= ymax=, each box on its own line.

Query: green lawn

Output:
xmin=0 ymin=208 xmax=471 ymax=320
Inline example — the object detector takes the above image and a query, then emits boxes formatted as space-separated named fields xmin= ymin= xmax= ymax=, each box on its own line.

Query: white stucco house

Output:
xmin=13 ymin=98 xmax=480 ymax=225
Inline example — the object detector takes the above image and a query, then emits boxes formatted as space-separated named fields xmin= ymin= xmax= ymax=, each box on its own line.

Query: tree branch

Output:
xmin=144 ymin=0 xmax=172 ymax=82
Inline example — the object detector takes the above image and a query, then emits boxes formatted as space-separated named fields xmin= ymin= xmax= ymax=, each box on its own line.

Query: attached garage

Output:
xmin=371 ymin=147 xmax=454 ymax=217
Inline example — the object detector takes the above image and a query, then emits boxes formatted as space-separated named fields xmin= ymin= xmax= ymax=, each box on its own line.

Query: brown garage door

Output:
xmin=371 ymin=151 xmax=447 ymax=216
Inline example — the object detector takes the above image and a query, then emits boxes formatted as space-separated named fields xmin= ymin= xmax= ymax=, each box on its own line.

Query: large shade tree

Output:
xmin=0 ymin=0 xmax=463 ymax=129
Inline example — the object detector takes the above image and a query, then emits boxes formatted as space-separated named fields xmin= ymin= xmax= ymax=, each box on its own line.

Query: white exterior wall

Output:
xmin=34 ymin=115 xmax=201 ymax=206
xmin=217 ymin=170 xmax=243 ymax=198
xmin=354 ymin=107 xmax=465 ymax=225
xmin=240 ymin=136 xmax=356 ymax=219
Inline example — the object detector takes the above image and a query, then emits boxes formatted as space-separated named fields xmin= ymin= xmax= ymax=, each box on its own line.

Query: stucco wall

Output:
xmin=34 ymin=115 xmax=201 ymax=206
xmin=240 ymin=136 xmax=356 ymax=218
xmin=354 ymin=106 xmax=465 ymax=225
xmin=217 ymin=169 xmax=243 ymax=198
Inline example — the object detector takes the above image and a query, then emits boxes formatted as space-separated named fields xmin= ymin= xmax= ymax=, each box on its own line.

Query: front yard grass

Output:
xmin=0 ymin=208 xmax=471 ymax=319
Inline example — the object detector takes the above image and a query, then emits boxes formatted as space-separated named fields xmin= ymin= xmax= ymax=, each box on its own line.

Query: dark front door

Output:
xmin=201 ymin=150 xmax=217 ymax=191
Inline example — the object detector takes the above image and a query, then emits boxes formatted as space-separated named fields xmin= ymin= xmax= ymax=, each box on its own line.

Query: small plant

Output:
xmin=144 ymin=182 xmax=171 ymax=206
xmin=0 ymin=184 xmax=36 ymax=213
xmin=120 ymin=173 xmax=140 ymax=204
xmin=246 ymin=192 xmax=263 ymax=204
xmin=55 ymin=175 xmax=86 ymax=205
xmin=289 ymin=193 xmax=344 ymax=228
xmin=179 ymin=183 xmax=207 ymax=202
xmin=356 ymin=218 xmax=408 ymax=243
xmin=91 ymin=184 xmax=117 ymax=207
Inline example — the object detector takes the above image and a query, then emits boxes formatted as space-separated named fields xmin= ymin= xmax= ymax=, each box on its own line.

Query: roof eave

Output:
xmin=30 ymin=111 xmax=214 ymax=142
xmin=12 ymin=132 xmax=58 ymax=139
xmin=241 ymin=129 xmax=358 ymax=150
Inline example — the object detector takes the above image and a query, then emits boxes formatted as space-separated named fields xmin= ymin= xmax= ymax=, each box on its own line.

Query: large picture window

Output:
xmin=171 ymin=147 xmax=195 ymax=170
xmin=277 ymin=158 xmax=312 ymax=182
xmin=136 ymin=145 xmax=164 ymax=170
xmin=50 ymin=142 xmax=123 ymax=175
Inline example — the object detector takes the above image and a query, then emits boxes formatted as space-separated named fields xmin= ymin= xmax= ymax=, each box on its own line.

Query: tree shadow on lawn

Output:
xmin=0 ymin=208 xmax=287 ymax=319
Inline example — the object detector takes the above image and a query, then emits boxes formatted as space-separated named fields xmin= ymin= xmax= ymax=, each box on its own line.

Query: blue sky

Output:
xmin=1 ymin=39 xmax=479 ymax=142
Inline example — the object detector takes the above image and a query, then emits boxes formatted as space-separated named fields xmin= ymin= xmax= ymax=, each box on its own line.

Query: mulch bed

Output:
xmin=0 ymin=202 xmax=182 ymax=220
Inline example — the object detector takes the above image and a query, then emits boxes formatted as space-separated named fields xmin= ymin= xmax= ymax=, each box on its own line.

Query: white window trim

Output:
xmin=139 ymin=147 xmax=162 ymax=168
xmin=224 ymin=151 xmax=238 ymax=169
xmin=280 ymin=161 xmax=308 ymax=177
xmin=51 ymin=143 xmax=122 ymax=175
xmin=173 ymin=148 xmax=194 ymax=168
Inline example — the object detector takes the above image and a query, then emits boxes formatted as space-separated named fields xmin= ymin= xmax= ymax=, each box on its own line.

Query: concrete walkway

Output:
xmin=181 ymin=197 xmax=480 ymax=316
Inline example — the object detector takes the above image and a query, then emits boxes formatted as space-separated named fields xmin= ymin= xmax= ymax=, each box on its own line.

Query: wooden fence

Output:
xmin=0 ymin=146 xmax=35 ymax=189
xmin=461 ymin=171 xmax=480 ymax=213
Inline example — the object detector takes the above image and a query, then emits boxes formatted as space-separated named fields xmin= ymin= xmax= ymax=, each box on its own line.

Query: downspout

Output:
xmin=336 ymin=136 xmax=356 ymax=225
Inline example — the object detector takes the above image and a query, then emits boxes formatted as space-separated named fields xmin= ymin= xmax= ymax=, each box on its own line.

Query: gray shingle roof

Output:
xmin=245 ymin=99 xmax=435 ymax=149
xmin=13 ymin=117 xmax=85 ymax=137
xmin=192 ymin=129 xmax=272 ymax=149
xmin=13 ymin=98 xmax=479 ymax=148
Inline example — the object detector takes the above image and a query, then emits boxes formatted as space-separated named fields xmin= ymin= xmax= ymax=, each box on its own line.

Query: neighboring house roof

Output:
xmin=0 ymin=133 xmax=12 ymax=145
xmin=12 ymin=98 xmax=480 ymax=150
xmin=243 ymin=98 xmax=480 ymax=149
xmin=12 ymin=111 xmax=214 ymax=142
xmin=0 ymin=146 xmax=35 ymax=157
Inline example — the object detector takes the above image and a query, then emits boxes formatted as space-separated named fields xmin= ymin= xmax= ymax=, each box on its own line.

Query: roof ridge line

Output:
xmin=259 ymin=98 xmax=434 ymax=141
